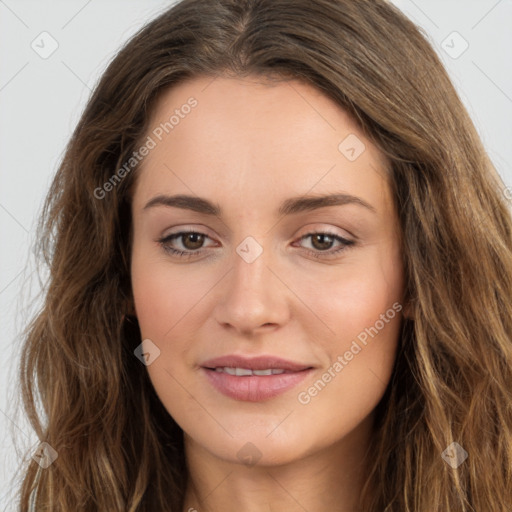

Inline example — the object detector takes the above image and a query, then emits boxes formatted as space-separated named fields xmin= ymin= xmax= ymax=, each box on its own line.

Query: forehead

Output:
xmin=132 ymin=75 xmax=392 ymax=214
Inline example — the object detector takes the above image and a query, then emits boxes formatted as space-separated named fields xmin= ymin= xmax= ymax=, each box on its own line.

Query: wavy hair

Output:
xmin=14 ymin=0 xmax=512 ymax=510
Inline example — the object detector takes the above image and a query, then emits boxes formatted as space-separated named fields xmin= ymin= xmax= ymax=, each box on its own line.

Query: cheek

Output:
xmin=291 ymin=246 xmax=403 ymax=409
xmin=295 ymin=243 xmax=403 ymax=347
xmin=131 ymin=248 xmax=209 ymax=342
xmin=130 ymin=251 xmax=203 ymax=422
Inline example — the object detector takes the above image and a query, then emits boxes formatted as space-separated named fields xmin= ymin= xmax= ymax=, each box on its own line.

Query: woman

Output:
xmin=17 ymin=0 xmax=512 ymax=510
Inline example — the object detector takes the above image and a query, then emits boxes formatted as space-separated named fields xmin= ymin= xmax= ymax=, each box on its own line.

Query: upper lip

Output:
xmin=201 ymin=355 xmax=312 ymax=372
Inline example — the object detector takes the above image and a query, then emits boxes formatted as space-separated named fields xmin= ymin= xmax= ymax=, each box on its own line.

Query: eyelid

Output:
xmin=297 ymin=223 xmax=355 ymax=240
xmin=159 ymin=229 xmax=218 ymax=250
xmin=157 ymin=225 xmax=356 ymax=260
xmin=160 ymin=224 xmax=353 ymax=242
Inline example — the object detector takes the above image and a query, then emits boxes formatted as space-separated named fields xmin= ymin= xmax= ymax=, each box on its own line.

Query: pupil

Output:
xmin=184 ymin=233 xmax=204 ymax=249
xmin=312 ymin=234 xmax=333 ymax=250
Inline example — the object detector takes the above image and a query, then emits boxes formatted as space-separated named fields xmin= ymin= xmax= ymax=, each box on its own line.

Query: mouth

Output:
xmin=200 ymin=355 xmax=314 ymax=402
xmin=206 ymin=367 xmax=301 ymax=376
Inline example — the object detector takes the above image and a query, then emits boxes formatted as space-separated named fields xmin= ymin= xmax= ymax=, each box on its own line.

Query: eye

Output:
xmin=157 ymin=231 xmax=216 ymax=259
xmin=157 ymin=229 xmax=355 ymax=260
xmin=294 ymin=231 xmax=355 ymax=259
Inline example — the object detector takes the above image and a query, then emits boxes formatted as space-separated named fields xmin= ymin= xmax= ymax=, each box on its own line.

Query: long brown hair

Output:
xmin=14 ymin=0 xmax=512 ymax=510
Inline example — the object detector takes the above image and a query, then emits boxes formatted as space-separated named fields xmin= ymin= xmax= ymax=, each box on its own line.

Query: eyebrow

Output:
xmin=143 ymin=193 xmax=376 ymax=216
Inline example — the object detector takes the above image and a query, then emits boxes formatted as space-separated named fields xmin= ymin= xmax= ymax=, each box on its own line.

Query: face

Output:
xmin=130 ymin=75 xmax=404 ymax=466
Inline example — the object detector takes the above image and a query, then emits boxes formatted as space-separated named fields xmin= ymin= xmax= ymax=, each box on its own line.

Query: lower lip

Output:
xmin=202 ymin=367 xmax=313 ymax=402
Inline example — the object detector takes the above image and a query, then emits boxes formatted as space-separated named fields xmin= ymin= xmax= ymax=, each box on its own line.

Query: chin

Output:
xmin=184 ymin=419 xmax=329 ymax=469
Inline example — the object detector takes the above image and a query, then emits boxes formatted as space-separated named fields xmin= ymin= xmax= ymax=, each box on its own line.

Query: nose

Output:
xmin=213 ymin=239 xmax=291 ymax=336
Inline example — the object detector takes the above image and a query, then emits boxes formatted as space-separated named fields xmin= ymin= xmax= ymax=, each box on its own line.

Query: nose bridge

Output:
xmin=214 ymin=233 xmax=289 ymax=332
xmin=234 ymin=235 xmax=268 ymax=290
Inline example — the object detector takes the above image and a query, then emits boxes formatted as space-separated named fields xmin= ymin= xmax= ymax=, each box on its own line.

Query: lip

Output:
xmin=200 ymin=355 xmax=314 ymax=402
xmin=201 ymin=355 xmax=312 ymax=372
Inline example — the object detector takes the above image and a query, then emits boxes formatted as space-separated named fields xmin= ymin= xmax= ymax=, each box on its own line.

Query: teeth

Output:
xmin=235 ymin=367 xmax=253 ymax=376
xmin=253 ymin=369 xmax=272 ymax=376
xmin=216 ymin=367 xmax=287 ymax=376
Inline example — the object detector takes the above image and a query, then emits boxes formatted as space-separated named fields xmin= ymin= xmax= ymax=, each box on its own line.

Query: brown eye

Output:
xmin=310 ymin=233 xmax=336 ymax=251
xmin=179 ymin=232 xmax=206 ymax=250
xmin=158 ymin=231 xmax=213 ymax=258
xmin=296 ymin=231 xmax=356 ymax=260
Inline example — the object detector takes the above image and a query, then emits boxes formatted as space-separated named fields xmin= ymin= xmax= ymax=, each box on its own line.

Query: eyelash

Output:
xmin=157 ymin=230 xmax=355 ymax=260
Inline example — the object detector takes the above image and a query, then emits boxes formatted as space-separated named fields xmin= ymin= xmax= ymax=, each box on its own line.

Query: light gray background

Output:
xmin=1 ymin=0 xmax=511 ymax=509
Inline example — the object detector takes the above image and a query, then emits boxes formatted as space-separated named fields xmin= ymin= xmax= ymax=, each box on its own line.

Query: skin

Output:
xmin=130 ymin=75 xmax=406 ymax=512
